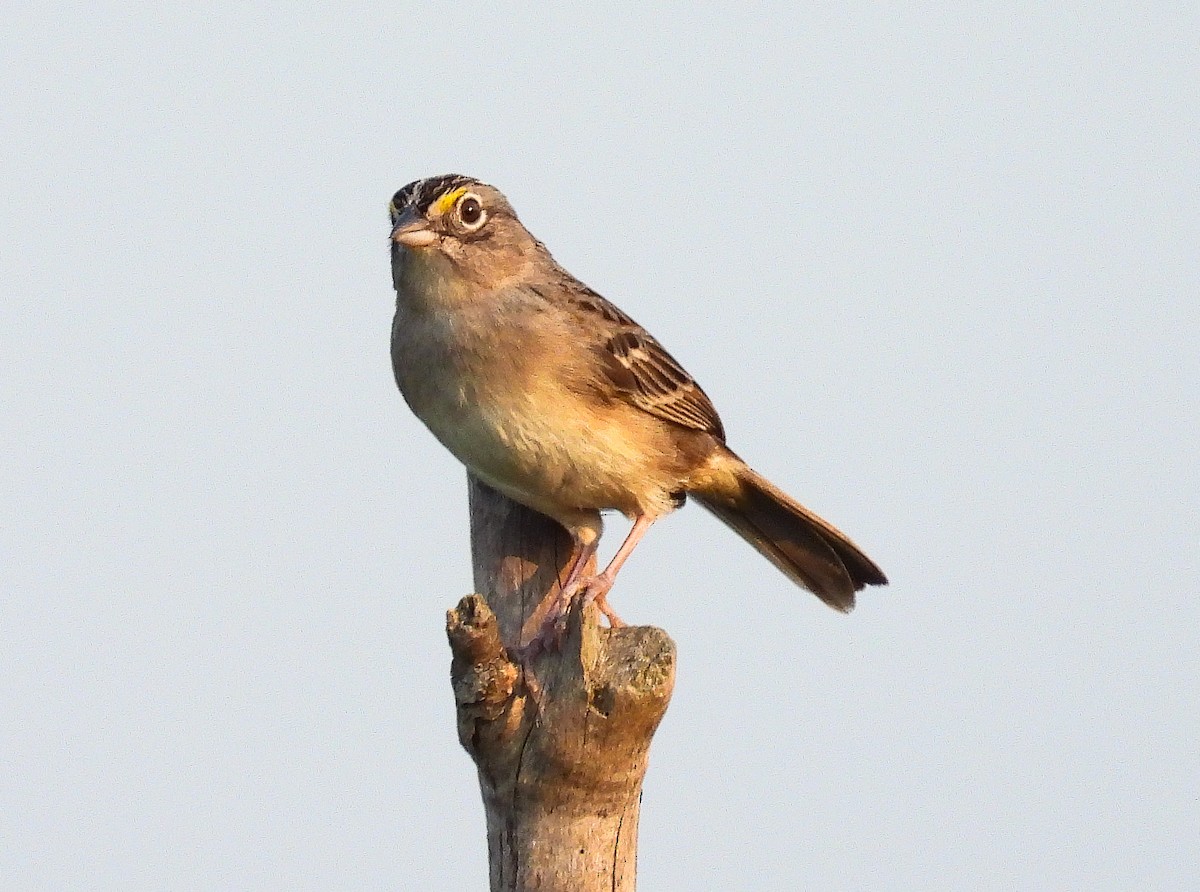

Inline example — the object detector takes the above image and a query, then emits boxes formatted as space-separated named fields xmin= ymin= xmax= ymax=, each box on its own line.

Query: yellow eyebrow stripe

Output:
xmin=430 ymin=186 xmax=468 ymax=218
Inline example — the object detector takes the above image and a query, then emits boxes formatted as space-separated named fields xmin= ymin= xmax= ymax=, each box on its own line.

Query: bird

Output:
xmin=388 ymin=174 xmax=886 ymax=631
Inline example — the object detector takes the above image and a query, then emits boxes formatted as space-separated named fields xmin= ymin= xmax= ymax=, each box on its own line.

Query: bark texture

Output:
xmin=446 ymin=475 xmax=676 ymax=892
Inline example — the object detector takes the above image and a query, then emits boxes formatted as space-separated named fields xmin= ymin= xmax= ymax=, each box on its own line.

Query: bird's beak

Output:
xmin=390 ymin=209 xmax=438 ymax=249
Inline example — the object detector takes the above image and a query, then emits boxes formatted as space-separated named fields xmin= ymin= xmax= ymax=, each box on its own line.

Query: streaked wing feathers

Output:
xmin=555 ymin=284 xmax=726 ymax=440
xmin=602 ymin=329 xmax=725 ymax=438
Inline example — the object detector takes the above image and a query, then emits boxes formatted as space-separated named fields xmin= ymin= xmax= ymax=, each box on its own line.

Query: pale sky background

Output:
xmin=3 ymin=4 xmax=1197 ymax=890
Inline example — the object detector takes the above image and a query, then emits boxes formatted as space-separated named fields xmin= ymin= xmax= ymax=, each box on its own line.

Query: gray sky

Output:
xmin=3 ymin=4 xmax=1197 ymax=890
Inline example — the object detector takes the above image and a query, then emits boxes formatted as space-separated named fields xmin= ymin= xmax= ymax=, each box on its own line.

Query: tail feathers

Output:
xmin=692 ymin=460 xmax=887 ymax=612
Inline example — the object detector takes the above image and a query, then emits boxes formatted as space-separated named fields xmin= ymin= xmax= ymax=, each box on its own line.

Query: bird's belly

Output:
xmin=413 ymin=377 xmax=670 ymax=519
xmin=393 ymin=308 xmax=690 ymax=522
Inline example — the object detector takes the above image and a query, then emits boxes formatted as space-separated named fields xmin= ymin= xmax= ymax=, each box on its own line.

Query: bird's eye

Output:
xmin=458 ymin=194 xmax=485 ymax=229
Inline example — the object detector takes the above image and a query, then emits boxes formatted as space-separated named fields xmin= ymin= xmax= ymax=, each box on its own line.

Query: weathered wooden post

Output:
xmin=446 ymin=475 xmax=676 ymax=891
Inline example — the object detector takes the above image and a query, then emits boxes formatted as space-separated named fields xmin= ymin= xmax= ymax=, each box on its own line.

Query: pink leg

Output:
xmin=592 ymin=594 xmax=627 ymax=629
xmin=583 ymin=514 xmax=657 ymax=626
xmin=526 ymin=535 xmax=599 ymax=652
xmin=559 ymin=537 xmax=598 ymax=596
xmin=525 ymin=515 xmax=656 ymax=653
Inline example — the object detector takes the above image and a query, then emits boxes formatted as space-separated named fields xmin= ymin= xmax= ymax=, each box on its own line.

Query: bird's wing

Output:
xmin=565 ymin=286 xmax=726 ymax=441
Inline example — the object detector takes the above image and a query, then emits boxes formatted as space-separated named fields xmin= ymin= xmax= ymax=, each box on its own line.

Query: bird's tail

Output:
xmin=690 ymin=452 xmax=887 ymax=611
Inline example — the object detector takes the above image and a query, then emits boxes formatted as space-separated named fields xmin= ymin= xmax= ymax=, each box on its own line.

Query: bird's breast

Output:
xmin=390 ymin=302 xmax=687 ymax=518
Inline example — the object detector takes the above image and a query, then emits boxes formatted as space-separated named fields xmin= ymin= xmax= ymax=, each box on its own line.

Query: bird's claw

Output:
xmin=524 ymin=575 xmax=626 ymax=657
xmin=580 ymin=576 xmax=626 ymax=628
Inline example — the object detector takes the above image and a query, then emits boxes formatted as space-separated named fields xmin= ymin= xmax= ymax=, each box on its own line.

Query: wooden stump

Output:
xmin=446 ymin=475 xmax=677 ymax=892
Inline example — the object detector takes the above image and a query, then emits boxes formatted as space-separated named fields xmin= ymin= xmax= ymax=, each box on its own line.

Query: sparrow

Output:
xmin=389 ymin=174 xmax=886 ymax=628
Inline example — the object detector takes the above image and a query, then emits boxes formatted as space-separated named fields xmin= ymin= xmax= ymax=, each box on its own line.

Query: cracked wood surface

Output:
xmin=447 ymin=475 xmax=676 ymax=892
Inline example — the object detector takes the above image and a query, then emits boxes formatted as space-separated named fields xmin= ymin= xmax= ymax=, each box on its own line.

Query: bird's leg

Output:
xmin=559 ymin=537 xmax=597 ymax=597
xmin=592 ymin=593 xmax=627 ymax=629
xmin=581 ymin=514 xmax=657 ymax=628
xmin=524 ymin=514 xmax=654 ymax=657
xmin=524 ymin=535 xmax=598 ymax=654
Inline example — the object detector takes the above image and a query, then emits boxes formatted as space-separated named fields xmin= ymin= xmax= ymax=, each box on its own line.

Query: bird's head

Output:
xmin=389 ymin=174 xmax=544 ymax=297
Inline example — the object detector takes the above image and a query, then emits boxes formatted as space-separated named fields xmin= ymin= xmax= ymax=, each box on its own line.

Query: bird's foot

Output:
xmin=522 ymin=581 xmax=581 ymax=657
xmin=522 ymin=574 xmax=626 ymax=659
xmin=584 ymin=579 xmax=626 ymax=628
